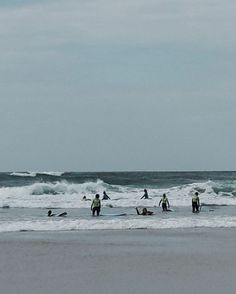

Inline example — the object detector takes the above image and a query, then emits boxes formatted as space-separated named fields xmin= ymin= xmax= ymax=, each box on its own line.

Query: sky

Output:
xmin=0 ymin=0 xmax=236 ymax=171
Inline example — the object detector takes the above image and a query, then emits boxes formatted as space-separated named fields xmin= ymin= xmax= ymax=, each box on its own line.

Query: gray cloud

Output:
xmin=1 ymin=0 xmax=236 ymax=47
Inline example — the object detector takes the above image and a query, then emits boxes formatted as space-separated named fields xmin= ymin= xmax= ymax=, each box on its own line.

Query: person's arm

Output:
xmin=140 ymin=195 xmax=144 ymax=199
xmin=159 ymin=199 xmax=162 ymax=206
xmin=136 ymin=207 xmax=140 ymax=215
xmin=197 ymin=197 xmax=200 ymax=206
xmin=91 ymin=201 xmax=93 ymax=211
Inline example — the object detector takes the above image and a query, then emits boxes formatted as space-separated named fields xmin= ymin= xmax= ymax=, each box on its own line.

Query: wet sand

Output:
xmin=1 ymin=228 xmax=236 ymax=294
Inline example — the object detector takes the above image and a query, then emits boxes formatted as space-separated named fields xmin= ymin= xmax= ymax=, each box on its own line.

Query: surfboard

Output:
xmin=100 ymin=213 xmax=127 ymax=217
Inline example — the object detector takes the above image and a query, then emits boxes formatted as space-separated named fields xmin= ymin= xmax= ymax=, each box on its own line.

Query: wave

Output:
xmin=0 ymin=179 xmax=114 ymax=208
xmin=38 ymin=171 xmax=65 ymax=176
xmin=10 ymin=171 xmax=64 ymax=177
xmin=10 ymin=172 xmax=37 ymax=177
xmin=0 ymin=179 xmax=236 ymax=209
xmin=1 ymin=215 xmax=236 ymax=232
xmin=30 ymin=179 xmax=110 ymax=195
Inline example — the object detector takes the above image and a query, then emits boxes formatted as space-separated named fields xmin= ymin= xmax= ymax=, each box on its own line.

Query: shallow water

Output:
xmin=1 ymin=171 xmax=236 ymax=232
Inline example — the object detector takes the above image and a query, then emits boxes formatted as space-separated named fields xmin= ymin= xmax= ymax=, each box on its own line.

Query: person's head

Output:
xmin=143 ymin=208 xmax=147 ymax=214
xmin=95 ymin=194 xmax=100 ymax=199
xmin=103 ymin=191 xmax=106 ymax=195
xmin=83 ymin=195 xmax=86 ymax=200
xmin=195 ymin=192 xmax=199 ymax=196
xmin=48 ymin=210 xmax=52 ymax=216
xmin=163 ymin=193 xmax=166 ymax=198
xmin=144 ymin=189 xmax=147 ymax=193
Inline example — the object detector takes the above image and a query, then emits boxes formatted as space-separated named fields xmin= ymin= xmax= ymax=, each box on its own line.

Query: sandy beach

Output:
xmin=1 ymin=228 xmax=236 ymax=294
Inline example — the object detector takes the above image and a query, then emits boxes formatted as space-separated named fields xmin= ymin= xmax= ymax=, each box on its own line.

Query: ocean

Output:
xmin=1 ymin=171 xmax=236 ymax=232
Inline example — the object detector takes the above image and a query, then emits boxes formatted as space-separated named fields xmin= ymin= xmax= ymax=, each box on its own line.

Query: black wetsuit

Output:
xmin=192 ymin=195 xmax=200 ymax=213
xmin=162 ymin=203 xmax=168 ymax=211
xmin=192 ymin=201 xmax=199 ymax=213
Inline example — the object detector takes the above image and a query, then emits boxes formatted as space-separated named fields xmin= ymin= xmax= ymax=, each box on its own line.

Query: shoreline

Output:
xmin=1 ymin=223 xmax=236 ymax=235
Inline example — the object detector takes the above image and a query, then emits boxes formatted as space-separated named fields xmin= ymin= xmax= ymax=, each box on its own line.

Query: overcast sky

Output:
xmin=0 ymin=0 xmax=235 ymax=171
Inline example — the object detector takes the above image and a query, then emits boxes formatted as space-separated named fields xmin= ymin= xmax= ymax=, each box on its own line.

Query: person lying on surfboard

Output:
xmin=48 ymin=210 xmax=67 ymax=217
xmin=136 ymin=207 xmax=154 ymax=215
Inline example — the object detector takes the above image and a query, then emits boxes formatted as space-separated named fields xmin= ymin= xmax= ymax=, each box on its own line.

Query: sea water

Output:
xmin=1 ymin=171 xmax=236 ymax=232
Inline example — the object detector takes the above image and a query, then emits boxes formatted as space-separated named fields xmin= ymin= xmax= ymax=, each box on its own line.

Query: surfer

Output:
xmin=82 ymin=195 xmax=91 ymax=201
xmin=91 ymin=194 xmax=101 ymax=216
xmin=192 ymin=192 xmax=200 ymax=213
xmin=140 ymin=189 xmax=149 ymax=199
xmin=102 ymin=191 xmax=110 ymax=200
xmin=48 ymin=210 xmax=67 ymax=217
xmin=159 ymin=194 xmax=170 ymax=211
xmin=136 ymin=207 xmax=153 ymax=215
xmin=47 ymin=210 xmax=67 ymax=217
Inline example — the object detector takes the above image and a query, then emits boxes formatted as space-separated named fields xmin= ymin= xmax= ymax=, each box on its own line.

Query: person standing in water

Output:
xmin=91 ymin=194 xmax=101 ymax=216
xmin=140 ymin=189 xmax=149 ymax=199
xmin=192 ymin=192 xmax=200 ymax=213
xmin=159 ymin=194 xmax=170 ymax=211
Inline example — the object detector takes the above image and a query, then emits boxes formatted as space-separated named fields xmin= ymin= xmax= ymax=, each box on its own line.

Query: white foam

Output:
xmin=1 ymin=215 xmax=236 ymax=232
xmin=37 ymin=171 xmax=65 ymax=176
xmin=10 ymin=171 xmax=64 ymax=177
xmin=10 ymin=172 xmax=37 ymax=177
xmin=1 ymin=180 xmax=236 ymax=208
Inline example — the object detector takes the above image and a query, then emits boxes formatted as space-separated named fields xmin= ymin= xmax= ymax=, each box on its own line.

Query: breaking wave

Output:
xmin=1 ymin=179 xmax=236 ymax=208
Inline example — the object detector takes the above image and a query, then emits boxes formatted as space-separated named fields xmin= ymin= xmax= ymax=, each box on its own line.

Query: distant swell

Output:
xmin=10 ymin=172 xmax=37 ymax=177
xmin=10 ymin=171 xmax=64 ymax=177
